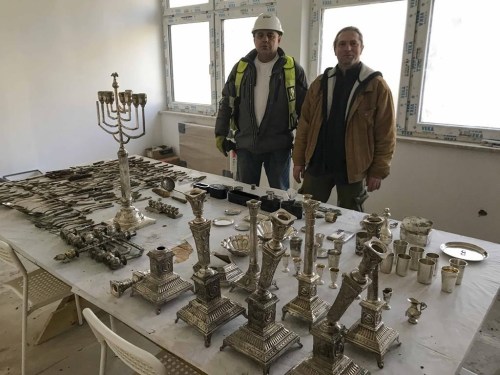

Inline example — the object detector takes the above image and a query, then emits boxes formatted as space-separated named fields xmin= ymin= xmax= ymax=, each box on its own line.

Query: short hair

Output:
xmin=333 ymin=26 xmax=364 ymax=48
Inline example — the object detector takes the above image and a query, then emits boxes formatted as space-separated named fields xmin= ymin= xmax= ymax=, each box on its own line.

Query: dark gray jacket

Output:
xmin=215 ymin=48 xmax=308 ymax=154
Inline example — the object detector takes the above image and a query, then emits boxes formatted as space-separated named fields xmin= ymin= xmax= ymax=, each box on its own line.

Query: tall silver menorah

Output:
xmin=96 ymin=72 xmax=155 ymax=231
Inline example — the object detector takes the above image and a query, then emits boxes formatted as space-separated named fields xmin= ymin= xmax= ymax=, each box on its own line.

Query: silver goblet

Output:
xmin=315 ymin=263 xmax=325 ymax=285
xmin=329 ymin=266 xmax=339 ymax=289
xmin=292 ymin=257 xmax=302 ymax=276
xmin=382 ymin=287 xmax=393 ymax=310
xmin=282 ymin=253 xmax=290 ymax=273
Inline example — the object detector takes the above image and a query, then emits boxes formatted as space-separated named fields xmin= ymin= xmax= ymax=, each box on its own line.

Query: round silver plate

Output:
xmin=234 ymin=222 xmax=250 ymax=231
xmin=440 ymin=242 xmax=488 ymax=262
xmin=224 ymin=208 xmax=241 ymax=216
xmin=213 ymin=217 xmax=234 ymax=227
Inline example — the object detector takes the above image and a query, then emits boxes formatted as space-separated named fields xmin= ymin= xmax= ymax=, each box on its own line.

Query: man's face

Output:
xmin=253 ymin=29 xmax=281 ymax=63
xmin=334 ymin=30 xmax=363 ymax=70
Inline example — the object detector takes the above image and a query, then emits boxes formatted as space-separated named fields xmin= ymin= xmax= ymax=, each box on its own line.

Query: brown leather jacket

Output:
xmin=292 ymin=63 xmax=396 ymax=183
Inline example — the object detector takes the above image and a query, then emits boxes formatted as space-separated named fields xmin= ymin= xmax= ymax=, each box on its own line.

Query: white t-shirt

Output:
xmin=254 ymin=54 xmax=278 ymax=127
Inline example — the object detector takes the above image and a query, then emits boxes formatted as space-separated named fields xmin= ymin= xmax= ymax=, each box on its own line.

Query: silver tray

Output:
xmin=213 ymin=217 xmax=234 ymax=227
xmin=440 ymin=242 xmax=488 ymax=262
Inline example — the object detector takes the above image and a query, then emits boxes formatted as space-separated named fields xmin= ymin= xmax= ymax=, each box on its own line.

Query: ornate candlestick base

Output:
xmin=230 ymin=269 xmax=260 ymax=293
xmin=221 ymin=291 xmax=302 ymax=375
xmin=176 ymin=269 xmax=246 ymax=347
xmin=112 ymin=205 xmax=156 ymax=231
xmin=286 ymin=320 xmax=368 ymax=375
xmin=345 ymin=299 xmax=400 ymax=368
xmin=282 ymin=273 xmax=331 ymax=328
xmin=221 ymin=209 xmax=302 ymax=375
xmin=213 ymin=262 xmax=244 ymax=287
xmin=131 ymin=247 xmax=193 ymax=314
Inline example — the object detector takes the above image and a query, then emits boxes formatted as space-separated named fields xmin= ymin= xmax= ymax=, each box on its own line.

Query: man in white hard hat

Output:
xmin=215 ymin=13 xmax=308 ymax=190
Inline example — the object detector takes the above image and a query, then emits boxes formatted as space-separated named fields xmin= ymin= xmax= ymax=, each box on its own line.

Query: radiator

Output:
xmin=178 ymin=122 xmax=232 ymax=177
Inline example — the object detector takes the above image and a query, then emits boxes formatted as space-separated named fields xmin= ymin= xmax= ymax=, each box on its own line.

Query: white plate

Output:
xmin=440 ymin=242 xmax=488 ymax=262
xmin=213 ymin=217 xmax=234 ymax=227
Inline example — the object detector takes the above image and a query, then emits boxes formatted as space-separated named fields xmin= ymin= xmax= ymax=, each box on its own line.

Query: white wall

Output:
xmin=0 ymin=0 xmax=165 ymax=176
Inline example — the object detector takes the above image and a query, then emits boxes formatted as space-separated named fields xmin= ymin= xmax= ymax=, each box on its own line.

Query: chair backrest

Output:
xmin=83 ymin=308 xmax=167 ymax=375
xmin=0 ymin=240 xmax=27 ymax=277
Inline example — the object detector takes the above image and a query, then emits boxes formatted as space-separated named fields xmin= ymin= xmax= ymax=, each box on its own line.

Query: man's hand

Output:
xmin=293 ymin=166 xmax=305 ymax=183
xmin=366 ymin=176 xmax=382 ymax=192
xmin=216 ymin=136 xmax=227 ymax=157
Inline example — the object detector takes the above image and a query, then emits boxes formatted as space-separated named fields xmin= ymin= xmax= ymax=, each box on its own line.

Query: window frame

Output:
xmin=163 ymin=0 xmax=277 ymax=116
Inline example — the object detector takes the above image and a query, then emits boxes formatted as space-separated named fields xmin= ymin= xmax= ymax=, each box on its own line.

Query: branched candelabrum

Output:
xmin=96 ymin=72 xmax=155 ymax=231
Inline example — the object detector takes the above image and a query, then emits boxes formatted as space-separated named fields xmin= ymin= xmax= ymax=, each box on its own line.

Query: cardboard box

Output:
xmin=145 ymin=145 xmax=174 ymax=160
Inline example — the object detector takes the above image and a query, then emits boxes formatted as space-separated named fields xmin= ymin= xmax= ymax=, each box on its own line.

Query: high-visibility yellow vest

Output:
xmin=230 ymin=55 xmax=297 ymax=131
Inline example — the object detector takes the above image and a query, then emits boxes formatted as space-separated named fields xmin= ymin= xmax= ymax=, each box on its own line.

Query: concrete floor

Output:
xmin=0 ymin=263 xmax=499 ymax=375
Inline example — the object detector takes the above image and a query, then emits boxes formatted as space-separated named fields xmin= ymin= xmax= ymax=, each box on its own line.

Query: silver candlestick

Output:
xmin=175 ymin=188 xmax=246 ymax=347
xmin=230 ymin=199 xmax=261 ymax=292
xmin=286 ymin=236 xmax=387 ymax=375
xmin=282 ymin=198 xmax=330 ymax=327
xmin=96 ymin=72 xmax=155 ymax=231
xmin=345 ymin=238 xmax=400 ymax=368
xmin=221 ymin=209 xmax=302 ymax=375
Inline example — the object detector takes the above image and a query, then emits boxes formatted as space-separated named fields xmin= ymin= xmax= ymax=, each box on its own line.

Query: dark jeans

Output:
xmin=300 ymin=170 xmax=367 ymax=211
xmin=236 ymin=149 xmax=291 ymax=190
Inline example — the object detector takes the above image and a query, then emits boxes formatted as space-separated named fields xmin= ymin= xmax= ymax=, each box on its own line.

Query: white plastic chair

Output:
xmin=83 ymin=308 xmax=168 ymax=375
xmin=0 ymin=239 xmax=83 ymax=375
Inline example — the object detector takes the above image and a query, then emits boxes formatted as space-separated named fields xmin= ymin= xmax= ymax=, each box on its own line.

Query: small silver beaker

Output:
xmin=396 ymin=253 xmax=411 ymax=277
xmin=441 ymin=266 xmax=459 ymax=293
xmin=393 ymin=239 xmax=409 ymax=255
xmin=425 ymin=252 xmax=440 ymax=276
xmin=449 ymin=258 xmax=468 ymax=285
xmin=380 ymin=253 xmax=394 ymax=274
xmin=409 ymin=246 xmax=425 ymax=271
xmin=417 ymin=258 xmax=435 ymax=285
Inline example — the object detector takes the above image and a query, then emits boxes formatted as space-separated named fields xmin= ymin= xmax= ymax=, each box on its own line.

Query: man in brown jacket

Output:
xmin=292 ymin=26 xmax=395 ymax=211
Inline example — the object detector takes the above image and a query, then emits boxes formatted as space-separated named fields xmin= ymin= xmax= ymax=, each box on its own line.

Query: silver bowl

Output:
xmin=221 ymin=234 xmax=250 ymax=257
xmin=256 ymin=221 xmax=297 ymax=241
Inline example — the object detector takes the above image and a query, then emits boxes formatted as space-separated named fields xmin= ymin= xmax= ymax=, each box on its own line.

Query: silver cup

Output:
xmin=441 ymin=266 xmax=459 ymax=293
xmin=396 ymin=253 xmax=411 ymax=276
xmin=449 ymin=258 xmax=468 ymax=285
xmin=355 ymin=231 xmax=369 ymax=256
xmin=380 ymin=252 xmax=394 ymax=274
xmin=328 ymin=249 xmax=341 ymax=269
xmin=393 ymin=239 xmax=409 ymax=255
xmin=409 ymin=246 xmax=425 ymax=271
xmin=289 ymin=236 xmax=302 ymax=258
xmin=417 ymin=258 xmax=435 ymax=284
xmin=426 ymin=252 xmax=440 ymax=276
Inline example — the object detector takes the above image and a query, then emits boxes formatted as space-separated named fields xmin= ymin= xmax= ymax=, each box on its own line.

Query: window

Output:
xmin=318 ymin=2 xmax=407 ymax=107
xmin=163 ymin=0 xmax=276 ymax=115
xmin=405 ymin=0 xmax=500 ymax=144
xmin=313 ymin=0 xmax=500 ymax=146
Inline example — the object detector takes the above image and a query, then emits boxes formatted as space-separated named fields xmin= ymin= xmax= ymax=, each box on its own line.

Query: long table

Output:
xmin=1 ymin=163 xmax=499 ymax=375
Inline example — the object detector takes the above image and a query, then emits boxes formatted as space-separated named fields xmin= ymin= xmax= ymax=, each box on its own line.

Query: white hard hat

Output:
xmin=252 ymin=13 xmax=284 ymax=35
